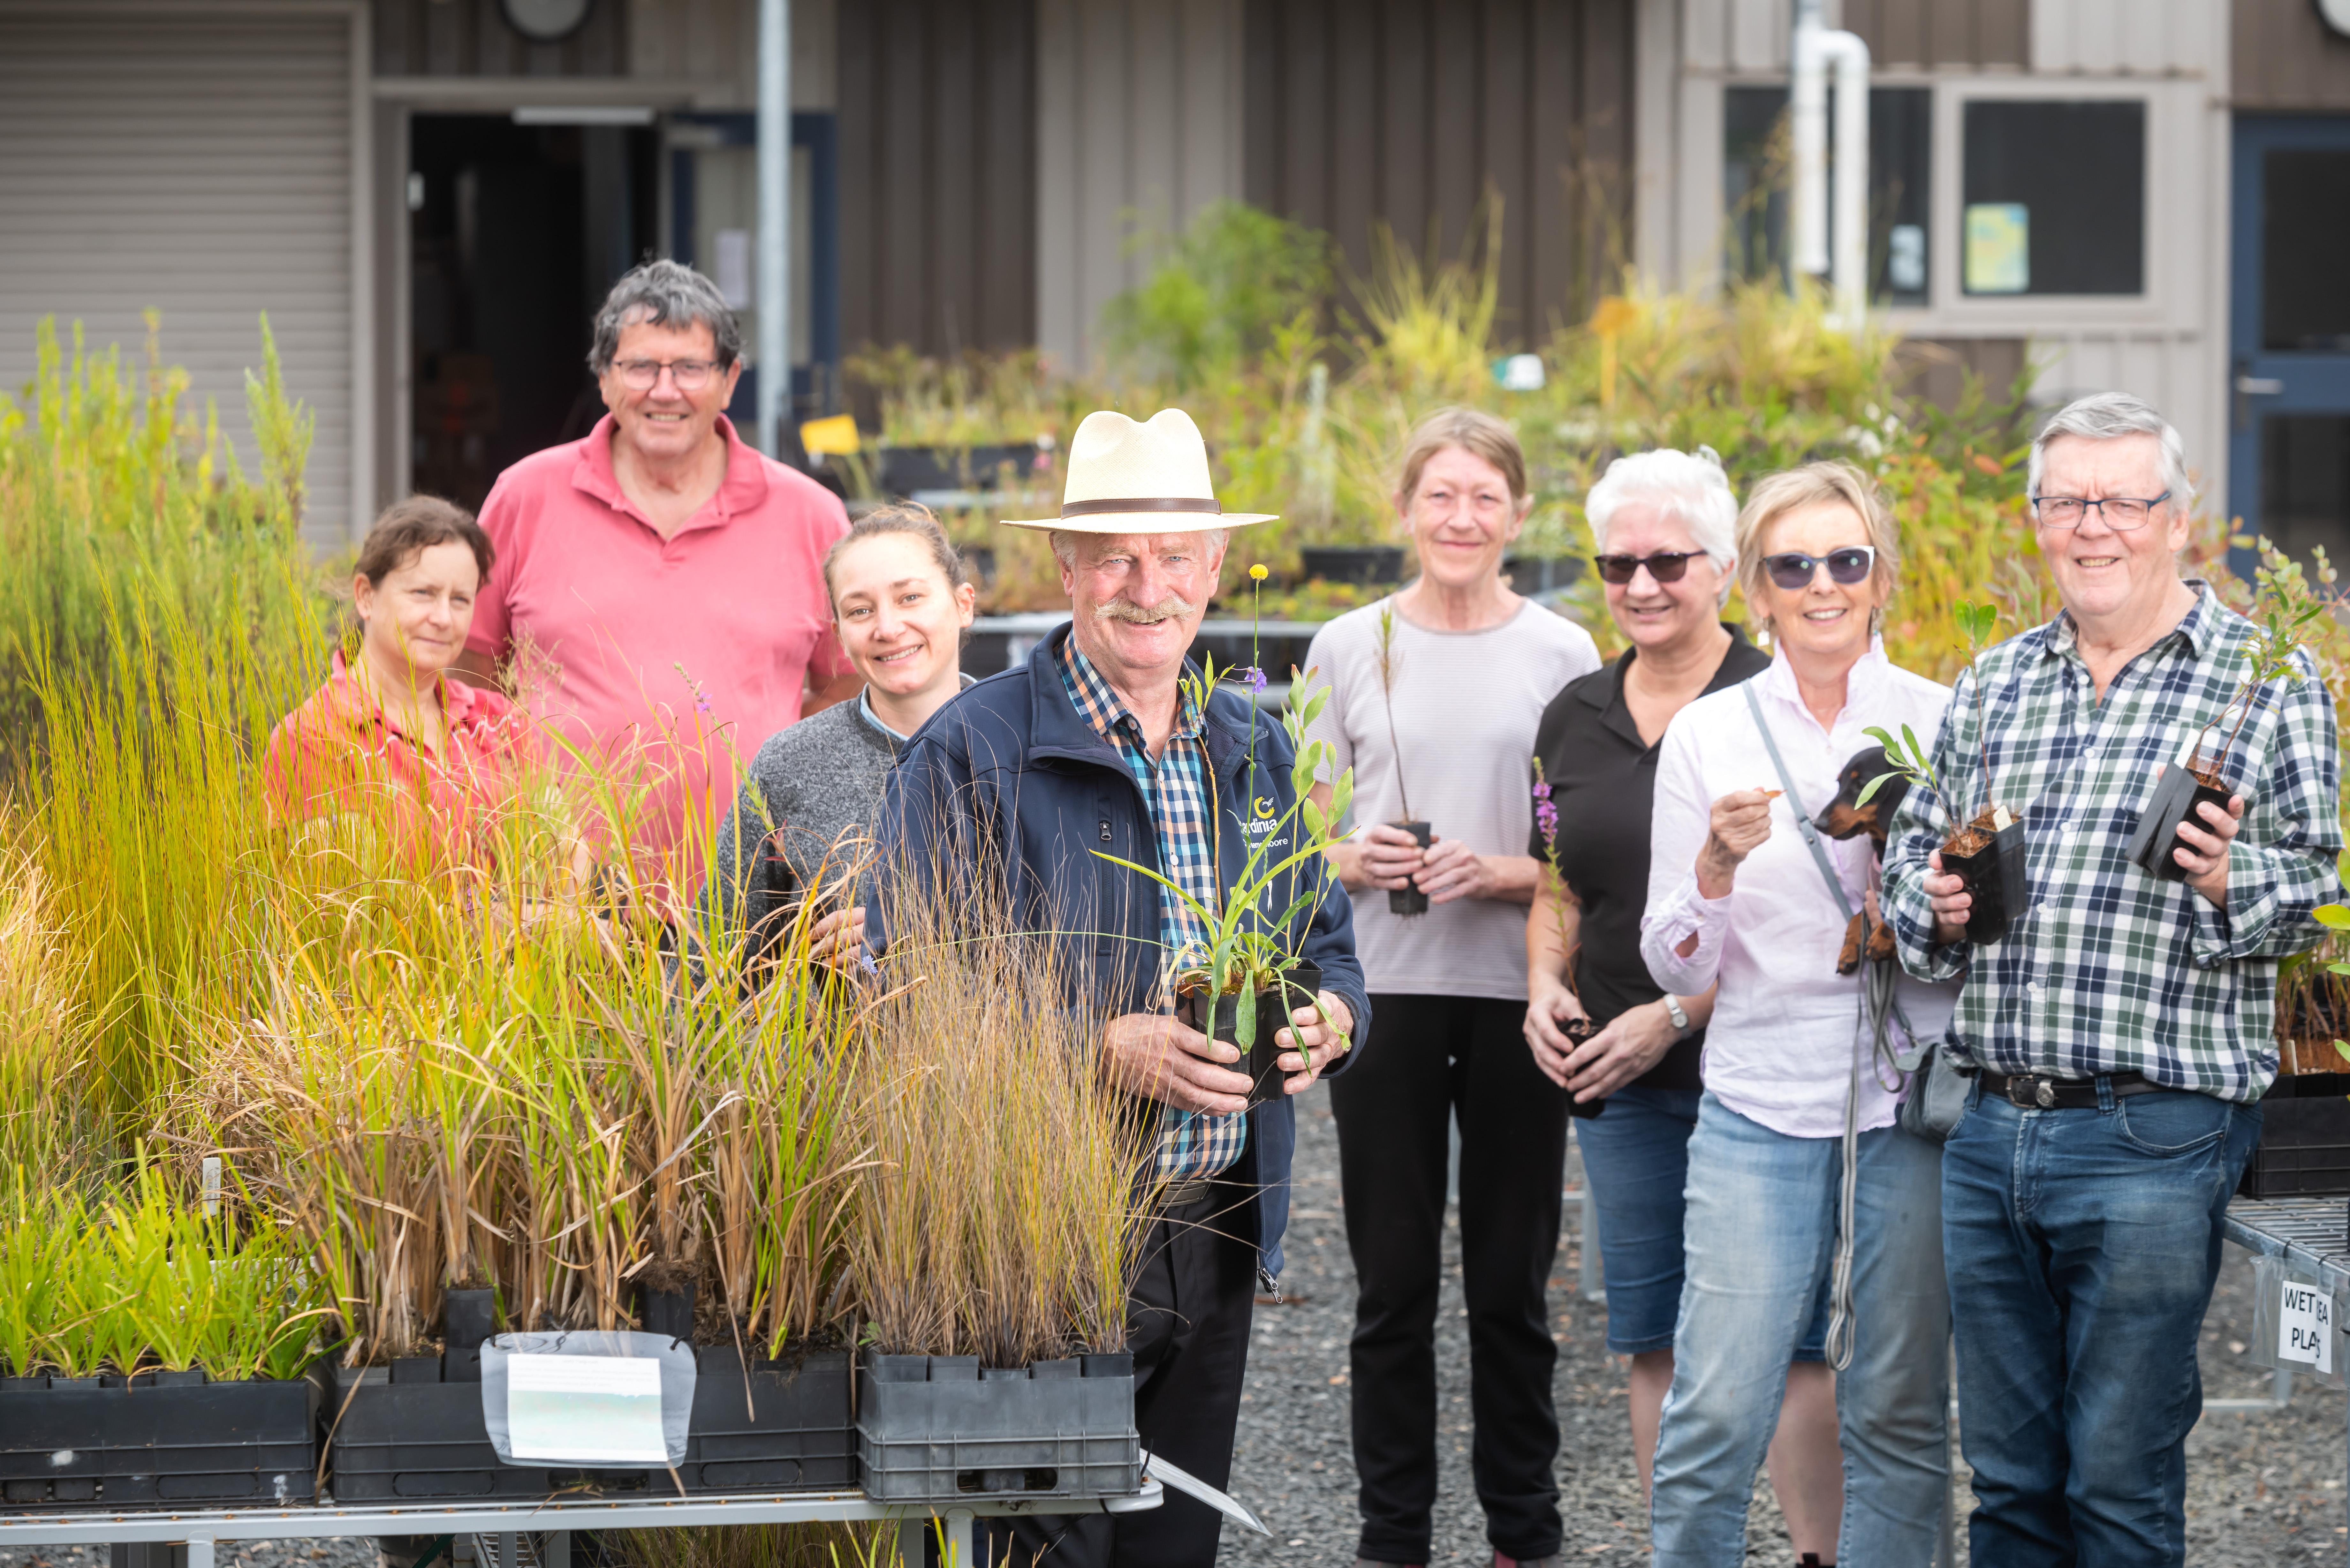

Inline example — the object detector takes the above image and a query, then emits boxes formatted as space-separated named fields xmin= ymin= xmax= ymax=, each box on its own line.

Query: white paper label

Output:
xmin=2278 ymin=1280 xmax=2334 ymax=1374
xmin=507 ymin=1353 xmax=667 ymax=1463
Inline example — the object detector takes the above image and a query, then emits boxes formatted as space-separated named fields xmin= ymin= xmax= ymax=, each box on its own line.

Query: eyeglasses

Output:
xmin=1594 ymin=550 xmax=1702 ymax=585
xmin=1762 ymin=546 xmax=1877 ymax=591
xmin=612 ymin=357 xmax=721 ymax=391
xmin=2031 ymin=492 xmax=2170 ymax=530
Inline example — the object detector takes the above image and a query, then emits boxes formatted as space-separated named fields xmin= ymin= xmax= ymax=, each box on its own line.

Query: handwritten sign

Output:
xmin=2278 ymin=1280 xmax=2334 ymax=1375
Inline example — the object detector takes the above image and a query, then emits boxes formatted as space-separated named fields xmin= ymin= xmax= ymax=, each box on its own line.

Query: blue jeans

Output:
xmin=1574 ymin=1086 xmax=1829 ymax=1361
xmin=1943 ymin=1078 xmax=2261 ymax=1567
xmin=1650 ymin=1093 xmax=1951 ymax=1567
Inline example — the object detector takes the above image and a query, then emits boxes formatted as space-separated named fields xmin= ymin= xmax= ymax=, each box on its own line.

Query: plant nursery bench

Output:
xmin=2223 ymin=1195 xmax=2350 ymax=1566
xmin=0 ymin=1481 xmax=1164 ymax=1568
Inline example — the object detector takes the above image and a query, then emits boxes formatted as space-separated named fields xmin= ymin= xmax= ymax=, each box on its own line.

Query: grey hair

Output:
xmin=1046 ymin=527 xmax=1231 ymax=568
xmin=1584 ymin=447 xmax=1740 ymax=605
xmin=587 ymin=259 xmax=742 ymax=375
xmin=2028 ymin=392 xmax=2195 ymax=509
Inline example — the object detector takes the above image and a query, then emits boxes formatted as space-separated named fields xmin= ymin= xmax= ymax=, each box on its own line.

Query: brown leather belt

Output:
xmin=1157 ymin=1178 xmax=1218 ymax=1209
xmin=1981 ymin=1070 xmax=2166 ymax=1110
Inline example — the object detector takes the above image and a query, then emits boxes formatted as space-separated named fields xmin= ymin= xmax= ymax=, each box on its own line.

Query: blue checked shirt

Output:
xmin=1882 ymin=583 xmax=2343 ymax=1100
xmin=1055 ymin=638 xmax=1247 ymax=1180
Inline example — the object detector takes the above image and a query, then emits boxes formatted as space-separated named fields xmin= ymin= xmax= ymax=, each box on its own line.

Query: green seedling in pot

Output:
xmin=1860 ymin=600 xmax=2004 ymax=828
xmin=2185 ymin=558 xmax=2329 ymax=787
xmin=1090 ymin=652 xmax=1354 ymax=1058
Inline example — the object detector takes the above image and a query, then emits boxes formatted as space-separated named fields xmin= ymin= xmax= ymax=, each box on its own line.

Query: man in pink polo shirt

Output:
xmin=457 ymin=260 xmax=857 ymax=898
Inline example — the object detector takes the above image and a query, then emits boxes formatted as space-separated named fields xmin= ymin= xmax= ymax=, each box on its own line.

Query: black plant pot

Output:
xmin=1180 ymin=961 xmax=1322 ymax=1108
xmin=0 ymin=1367 xmax=321 ymax=1510
xmin=2126 ymin=763 xmax=2235 ymax=883
xmin=1301 ymin=546 xmax=1407 ymax=585
xmin=1561 ymin=1017 xmax=1605 ymax=1120
xmin=639 ymin=1280 xmax=696 ymax=1343
xmin=858 ymin=1351 xmax=1139 ymax=1503
xmin=1941 ymin=812 xmax=2028 ymax=945
xmin=1390 ymin=820 xmax=1432 ymax=916
xmin=441 ymin=1287 xmax=496 ymax=1383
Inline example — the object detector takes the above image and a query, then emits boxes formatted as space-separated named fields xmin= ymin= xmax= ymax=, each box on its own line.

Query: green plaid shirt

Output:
xmin=1882 ymin=583 xmax=2342 ymax=1101
xmin=1054 ymin=637 xmax=1247 ymax=1180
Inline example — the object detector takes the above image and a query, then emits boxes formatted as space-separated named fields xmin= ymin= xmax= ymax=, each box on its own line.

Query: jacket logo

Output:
xmin=1252 ymin=795 xmax=1277 ymax=819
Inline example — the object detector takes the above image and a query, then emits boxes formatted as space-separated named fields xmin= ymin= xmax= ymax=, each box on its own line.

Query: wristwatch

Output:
xmin=1661 ymin=994 xmax=1691 ymax=1036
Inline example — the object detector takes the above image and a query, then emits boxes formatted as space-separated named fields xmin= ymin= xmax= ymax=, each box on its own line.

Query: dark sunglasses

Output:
xmin=1594 ymin=550 xmax=1702 ymax=585
xmin=1762 ymin=546 xmax=1877 ymax=591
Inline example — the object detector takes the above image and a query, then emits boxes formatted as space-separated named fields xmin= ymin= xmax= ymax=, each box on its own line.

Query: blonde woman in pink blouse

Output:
xmin=1637 ymin=463 xmax=1961 ymax=1568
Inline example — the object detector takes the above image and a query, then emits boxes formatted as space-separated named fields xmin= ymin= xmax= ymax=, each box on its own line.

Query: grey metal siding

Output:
xmin=837 ymin=0 xmax=1037 ymax=358
xmin=1242 ymin=0 xmax=1636 ymax=344
xmin=1840 ymin=0 xmax=2028 ymax=69
xmin=2233 ymin=0 xmax=2350 ymax=110
xmin=374 ymin=0 xmax=628 ymax=78
xmin=0 ymin=10 xmax=357 ymax=543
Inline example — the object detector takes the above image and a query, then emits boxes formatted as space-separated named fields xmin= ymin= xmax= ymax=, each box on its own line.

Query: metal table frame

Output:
xmin=0 ymin=1484 xmax=1163 ymax=1568
xmin=2222 ymin=1196 xmax=2350 ymax=1563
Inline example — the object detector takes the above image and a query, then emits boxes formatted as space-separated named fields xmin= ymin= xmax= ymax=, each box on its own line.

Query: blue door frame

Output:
xmin=2228 ymin=114 xmax=2350 ymax=564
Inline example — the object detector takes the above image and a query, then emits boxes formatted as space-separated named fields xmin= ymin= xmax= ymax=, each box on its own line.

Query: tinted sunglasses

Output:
xmin=1594 ymin=550 xmax=1701 ymax=585
xmin=1762 ymin=546 xmax=1876 ymax=591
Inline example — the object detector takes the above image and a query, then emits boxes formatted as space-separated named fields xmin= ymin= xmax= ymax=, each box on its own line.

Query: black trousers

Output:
xmin=988 ymin=1179 xmax=1258 ymax=1568
xmin=1330 ymin=993 xmax=1571 ymax=1563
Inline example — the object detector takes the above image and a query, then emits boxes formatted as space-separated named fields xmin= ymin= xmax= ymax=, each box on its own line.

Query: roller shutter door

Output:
xmin=0 ymin=9 xmax=356 ymax=543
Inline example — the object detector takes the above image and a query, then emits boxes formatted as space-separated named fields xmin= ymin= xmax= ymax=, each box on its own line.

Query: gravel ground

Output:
xmin=1219 ymin=1098 xmax=2350 ymax=1566
xmin=6 ymin=1103 xmax=2347 ymax=1568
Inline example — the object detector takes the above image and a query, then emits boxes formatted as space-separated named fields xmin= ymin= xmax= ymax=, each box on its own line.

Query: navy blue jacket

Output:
xmin=868 ymin=624 xmax=1370 ymax=1279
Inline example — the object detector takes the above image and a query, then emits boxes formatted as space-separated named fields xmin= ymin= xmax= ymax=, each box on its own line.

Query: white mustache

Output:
xmin=1094 ymin=593 xmax=1195 ymax=626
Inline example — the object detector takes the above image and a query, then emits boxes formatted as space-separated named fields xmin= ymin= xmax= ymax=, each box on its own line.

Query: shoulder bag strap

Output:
xmin=1740 ymin=683 xmax=1853 ymax=922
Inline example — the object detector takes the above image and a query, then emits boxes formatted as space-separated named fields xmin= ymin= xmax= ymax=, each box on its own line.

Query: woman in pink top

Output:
xmin=266 ymin=497 xmax=542 ymax=868
xmin=1636 ymin=464 xmax=1960 ymax=1567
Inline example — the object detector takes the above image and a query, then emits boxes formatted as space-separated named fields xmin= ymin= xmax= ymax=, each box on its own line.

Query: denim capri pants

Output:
xmin=1573 ymin=1084 xmax=1828 ymax=1360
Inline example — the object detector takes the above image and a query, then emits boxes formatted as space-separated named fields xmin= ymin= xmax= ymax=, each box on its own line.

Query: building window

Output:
xmin=1722 ymin=85 xmax=1931 ymax=307
xmin=1960 ymin=99 xmax=2145 ymax=297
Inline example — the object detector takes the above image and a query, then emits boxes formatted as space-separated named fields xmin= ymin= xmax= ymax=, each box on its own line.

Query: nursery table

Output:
xmin=0 ymin=1482 xmax=1164 ymax=1568
xmin=2223 ymin=1195 xmax=2350 ymax=1564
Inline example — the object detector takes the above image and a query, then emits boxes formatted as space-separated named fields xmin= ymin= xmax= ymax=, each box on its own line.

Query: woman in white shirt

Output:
xmin=1639 ymin=462 xmax=1960 ymax=1567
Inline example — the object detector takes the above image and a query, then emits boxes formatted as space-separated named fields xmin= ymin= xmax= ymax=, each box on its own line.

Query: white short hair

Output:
xmin=2028 ymin=392 xmax=2195 ymax=509
xmin=1583 ymin=448 xmax=1740 ymax=604
xmin=1046 ymin=527 xmax=1230 ymax=568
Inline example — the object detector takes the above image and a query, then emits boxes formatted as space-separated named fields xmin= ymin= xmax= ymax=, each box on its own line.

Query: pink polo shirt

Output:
xmin=467 ymin=414 xmax=852 ymax=892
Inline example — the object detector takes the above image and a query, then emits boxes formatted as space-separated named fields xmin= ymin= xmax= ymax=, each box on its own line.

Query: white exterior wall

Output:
xmin=0 ymin=1 xmax=369 ymax=546
xmin=1035 ymin=0 xmax=1247 ymax=375
xmin=1636 ymin=0 xmax=2237 ymax=506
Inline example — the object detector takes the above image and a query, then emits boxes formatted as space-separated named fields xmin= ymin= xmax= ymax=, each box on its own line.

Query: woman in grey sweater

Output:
xmin=700 ymin=503 xmax=976 ymax=976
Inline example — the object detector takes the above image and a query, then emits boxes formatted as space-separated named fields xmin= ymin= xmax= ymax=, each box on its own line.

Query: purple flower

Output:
xmin=1241 ymin=666 xmax=1268 ymax=693
xmin=1535 ymin=798 xmax=1559 ymax=841
xmin=1531 ymin=780 xmax=1551 ymax=801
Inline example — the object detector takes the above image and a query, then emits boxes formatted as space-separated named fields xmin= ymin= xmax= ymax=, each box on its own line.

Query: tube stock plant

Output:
xmin=1863 ymin=600 xmax=2027 ymax=943
xmin=1372 ymin=601 xmax=1431 ymax=915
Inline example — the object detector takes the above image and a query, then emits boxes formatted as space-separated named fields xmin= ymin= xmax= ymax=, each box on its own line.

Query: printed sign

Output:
xmin=507 ymin=1353 xmax=667 ymax=1463
xmin=2278 ymin=1279 xmax=2334 ymax=1375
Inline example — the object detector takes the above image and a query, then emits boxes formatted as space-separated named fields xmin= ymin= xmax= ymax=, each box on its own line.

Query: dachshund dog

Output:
xmin=1813 ymin=748 xmax=1909 ymax=975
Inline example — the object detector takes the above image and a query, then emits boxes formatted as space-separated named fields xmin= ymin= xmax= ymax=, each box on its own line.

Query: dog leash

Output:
xmin=1741 ymin=684 xmax=1913 ymax=1373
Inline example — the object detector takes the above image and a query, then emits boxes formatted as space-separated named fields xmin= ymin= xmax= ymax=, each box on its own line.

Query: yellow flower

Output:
xmin=1249 ymin=563 xmax=1269 ymax=580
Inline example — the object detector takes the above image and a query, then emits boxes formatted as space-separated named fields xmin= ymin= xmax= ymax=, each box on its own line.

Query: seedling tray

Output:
xmin=2241 ymin=1073 xmax=2350 ymax=1199
xmin=857 ymin=1352 xmax=1140 ymax=1504
xmin=329 ymin=1346 xmax=854 ymax=1501
xmin=0 ymin=1368 xmax=320 ymax=1511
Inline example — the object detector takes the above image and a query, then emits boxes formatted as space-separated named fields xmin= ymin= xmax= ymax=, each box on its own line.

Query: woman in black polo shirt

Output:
xmin=1524 ymin=448 xmax=1840 ymax=1557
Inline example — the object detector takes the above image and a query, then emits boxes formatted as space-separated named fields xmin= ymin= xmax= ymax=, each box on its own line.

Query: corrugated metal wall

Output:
xmin=1241 ymin=0 xmax=1637 ymax=346
xmin=2233 ymin=0 xmax=2350 ymax=109
xmin=374 ymin=0 xmax=627 ymax=76
xmin=2032 ymin=0 xmax=2210 ymax=75
xmin=837 ymin=0 xmax=1036 ymax=359
xmin=1035 ymin=0 xmax=1246 ymax=374
xmin=0 ymin=9 xmax=358 ymax=544
xmin=1839 ymin=0 xmax=2027 ymax=67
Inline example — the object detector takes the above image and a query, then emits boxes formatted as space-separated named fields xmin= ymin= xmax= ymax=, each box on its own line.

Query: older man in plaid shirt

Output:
xmin=1883 ymin=392 xmax=2342 ymax=1565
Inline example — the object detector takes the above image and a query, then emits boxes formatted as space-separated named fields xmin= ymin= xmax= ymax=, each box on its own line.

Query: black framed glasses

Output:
xmin=612 ymin=357 xmax=720 ymax=391
xmin=2030 ymin=492 xmax=2170 ymax=530
xmin=1762 ymin=546 xmax=1877 ymax=591
xmin=1594 ymin=550 xmax=1702 ymax=585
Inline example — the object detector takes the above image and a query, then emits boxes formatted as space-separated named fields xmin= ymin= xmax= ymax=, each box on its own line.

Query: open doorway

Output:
xmin=408 ymin=114 xmax=657 ymax=510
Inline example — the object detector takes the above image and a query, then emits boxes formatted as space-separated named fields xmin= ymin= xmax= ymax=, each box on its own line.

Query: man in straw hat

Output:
xmin=872 ymin=408 xmax=1371 ymax=1564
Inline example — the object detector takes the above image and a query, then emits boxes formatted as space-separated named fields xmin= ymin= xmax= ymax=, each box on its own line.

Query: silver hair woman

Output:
xmin=1524 ymin=446 xmax=1842 ymax=1551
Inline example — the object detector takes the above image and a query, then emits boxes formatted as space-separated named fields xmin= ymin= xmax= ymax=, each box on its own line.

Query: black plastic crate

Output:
xmin=329 ymin=1346 xmax=854 ymax=1501
xmin=0 ymin=1368 xmax=320 ymax=1510
xmin=2241 ymin=1073 xmax=2350 ymax=1198
xmin=857 ymin=1352 xmax=1140 ymax=1504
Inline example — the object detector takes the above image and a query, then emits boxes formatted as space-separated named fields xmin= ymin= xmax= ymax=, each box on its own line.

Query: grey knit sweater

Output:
xmin=701 ymin=697 xmax=899 ymax=948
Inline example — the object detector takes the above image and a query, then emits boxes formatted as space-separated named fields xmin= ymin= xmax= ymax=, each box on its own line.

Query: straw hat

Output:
xmin=1003 ymin=408 xmax=1277 ymax=533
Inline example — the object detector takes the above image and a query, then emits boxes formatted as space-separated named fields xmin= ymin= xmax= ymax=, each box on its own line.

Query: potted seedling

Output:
xmin=2126 ymin=568 xmax=2329 ymax=882
xmin=1374 ymin=601 xmax=1432 ymax=915
xmin=1531 ymin=761 xmax=1602 ymax=1119
xmin=1863 ymin=601 xmax=2027 ymax=944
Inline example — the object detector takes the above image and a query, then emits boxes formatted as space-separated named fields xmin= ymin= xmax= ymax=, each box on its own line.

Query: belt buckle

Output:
xmin=2006 ymin=1074 xmax=2056 ymax=1109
